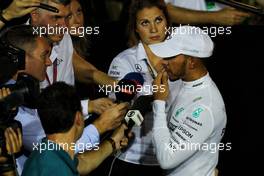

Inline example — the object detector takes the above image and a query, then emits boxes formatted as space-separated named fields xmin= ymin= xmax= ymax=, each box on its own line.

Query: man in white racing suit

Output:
xmin=149 ymin=26 xmax=227 ymax=176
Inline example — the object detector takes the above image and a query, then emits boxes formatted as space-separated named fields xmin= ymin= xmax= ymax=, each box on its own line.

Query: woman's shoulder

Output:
xmin=113 ymin=45 xmax=138 ymax=61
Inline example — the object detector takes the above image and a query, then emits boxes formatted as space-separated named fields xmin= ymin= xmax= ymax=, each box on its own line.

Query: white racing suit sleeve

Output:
xmin=164 ymin=0 xmax=172 ymax=4
xmin=81 ymin=99 xmax=89 ymax=118
xmin=152 ymin=100 xmax=214 ymax=169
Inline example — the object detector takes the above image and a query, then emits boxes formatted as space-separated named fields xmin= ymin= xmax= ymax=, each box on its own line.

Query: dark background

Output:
xmin=207 ymin=26 xmax=263 ymax=175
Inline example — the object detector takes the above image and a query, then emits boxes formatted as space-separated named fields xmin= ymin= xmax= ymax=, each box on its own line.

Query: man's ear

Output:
xmin=22 ymin=53 xmax=30 ymax=73
xmin=30 ymin=10 xmax=40 ymax=25
xmin=75 ymin=111 xmax=83 ymax=126
xmin=187 ymin=57 xmax=196 ymax=70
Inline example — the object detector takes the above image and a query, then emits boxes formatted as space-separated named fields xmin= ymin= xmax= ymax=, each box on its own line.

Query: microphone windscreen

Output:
xmin=115 ymin=79 xmax=137 ymax=102
xmin=115 ymin=72 xmax=144 ymax=102
xmin=123 ymin=72 xmax=144 ymax=87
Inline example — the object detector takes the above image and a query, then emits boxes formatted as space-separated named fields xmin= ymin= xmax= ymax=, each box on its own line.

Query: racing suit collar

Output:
xmin=182 ymin=72 xmax=211 ymax=89
xmin=136 ymin=42 xmax=148 ymax=61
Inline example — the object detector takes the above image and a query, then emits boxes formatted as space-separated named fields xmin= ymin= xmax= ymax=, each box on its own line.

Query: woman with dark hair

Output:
xmin=107 ymin=0 xmax=180 ymax=175
xmin=126 ymin=0 xmax=170 ymax=47
xmin=68 ymin=0 xmax=91 ymax=59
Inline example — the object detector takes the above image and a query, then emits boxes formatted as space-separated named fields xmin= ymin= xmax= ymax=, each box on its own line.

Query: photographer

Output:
xmin=0 ymin=87 xmax=22 ymax=176
xmin=0 ymin=24 xmax=52 ymax=174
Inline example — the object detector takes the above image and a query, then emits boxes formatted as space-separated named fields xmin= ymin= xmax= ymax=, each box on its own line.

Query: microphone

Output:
xmin=122 ymin=72 xmax=144 ymax=87
xmin=119 ymin=95 xmax=153 ymax=152
xmin=123 ymin=95 xmax=154 ymax=136
xmin=115 ymin=72 xmax=144 ymax=103
xmin=102 ymin=95 xmax=153 ymax=152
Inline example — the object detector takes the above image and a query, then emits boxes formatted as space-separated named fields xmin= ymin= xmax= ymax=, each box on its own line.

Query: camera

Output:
xmin=0 ymin=25 xmax=41 ymax=173
xmin=0 ymin=73 xmax=40 ymax=173
xmin=0 ymin=73 xmax=40 ymax=148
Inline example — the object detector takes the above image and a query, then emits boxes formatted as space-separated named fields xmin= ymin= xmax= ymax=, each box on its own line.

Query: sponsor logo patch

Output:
xmin=192 ymin=107 xmax=204 ymax=118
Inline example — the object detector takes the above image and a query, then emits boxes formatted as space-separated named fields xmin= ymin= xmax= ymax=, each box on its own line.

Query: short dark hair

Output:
xmin=127 ymin=0 xmax=170 ymax=47
xmin=0 ymin=25 xmax=39 ymax=84
xmin=1 ymin=25 xmax=38 ymax=52
xmin=37 ymin=82 xmax=82 ymax=135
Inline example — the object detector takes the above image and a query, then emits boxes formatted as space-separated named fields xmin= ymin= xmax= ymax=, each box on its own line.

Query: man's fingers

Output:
xmin=113 ymin=122 xmax=122 ymax=129
xmin=17 ymin=128 xmax=22 ymax=148
xmin=4 ymin=129 xmax=11 ymax=153
xmin=7 ymin=128 xmax=19 ymax=153
xmin=235 ymin=11 xmax=251 ymax=17
xmin=114 ymin=115 xmax=124 ymax=124
xmin=0 ymin=156 xmax=8 ymax=164
xmin=2 ymin=88 xmax=8 ymax=97
xmin=162 ymin=71 xmax=168 ymax=85
xmin=155 ymin=71 xmax=163 ymax=84
xmin=21 ymin=7 xmax=38 ymax=14
xmin=6 ymin=88 xmax=11 ymax=95
xmin=103 ymin=98 xmax=114 ymax=104
xmin=5 ymin=129 xmax=14 ymax=154
xmin=127 ymin=132 xmax=134 ymax=138
xmin=121 ymin=123 xmax=128 ymax=130
xmin=18 ymin=0 xmax=41 ymax=7
xmin=116 ymin=102 xmax=129 ymax=111
xmin=99 ymin=98 xmax=114 ymax=105
xmin=21 ymin=3 xmax=41 ymax=8
xmin=5 ymin=128 xmax=22 ymax=154
xmin=101 ymin=100 xmax=114 ymax=109
xmin=22 ymin=0 xmax=41 ymax=3
xmin=120 ymin=138 xmax=128 ymax=146
xmin=10 ymin=128 xmax=20 ymax=149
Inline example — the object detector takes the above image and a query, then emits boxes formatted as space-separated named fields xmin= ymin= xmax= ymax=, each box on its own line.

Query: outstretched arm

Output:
xmin=72 ymin=50 xmax=117 ymax=87
xmin=77 ymin=124 xmax=129 ymax=175
xmin=167 ymin=4 xmax=250 ymax=25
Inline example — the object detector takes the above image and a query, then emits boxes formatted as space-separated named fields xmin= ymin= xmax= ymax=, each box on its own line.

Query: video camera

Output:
xmin=0 ymin=73 xmax=40 ymax=173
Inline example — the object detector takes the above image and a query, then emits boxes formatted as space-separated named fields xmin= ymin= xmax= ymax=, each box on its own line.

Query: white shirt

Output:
xmin=40 ymin=34 xmax=75 ymax=88
xmin=108 ymin=42 xmax=181 ymax=165
xmin=152 ymin=73 xmax=227 ymax=176
xmin=165 ymin=0 xmax=225 ymax=11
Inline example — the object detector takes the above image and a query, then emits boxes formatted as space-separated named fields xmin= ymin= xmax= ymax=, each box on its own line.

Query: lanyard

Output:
xmin=45 ymin=58 xmax=57 ymax=85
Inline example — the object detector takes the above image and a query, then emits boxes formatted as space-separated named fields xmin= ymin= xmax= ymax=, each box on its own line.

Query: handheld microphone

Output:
xmin=124 ymin=95 xmax=154 ymax=136
xmin=122 ymin=72 xmax=144 ymax=87
xmin=119 ymin=95 xmax=153 ymax=152
xmin=115 ymin=72 xmax=144 ymax=103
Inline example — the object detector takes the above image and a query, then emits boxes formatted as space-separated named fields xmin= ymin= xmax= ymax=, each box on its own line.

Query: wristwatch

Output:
xmin=106 ymin=137 xmax=116 ymax=153
xmin=0 ymin=9 xmax=9 ymax=24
